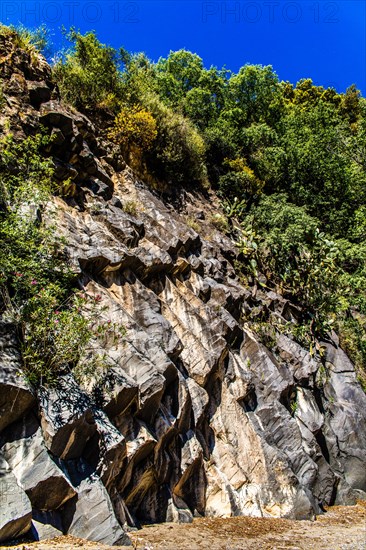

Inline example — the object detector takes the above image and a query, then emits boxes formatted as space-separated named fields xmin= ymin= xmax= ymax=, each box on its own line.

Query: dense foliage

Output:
xmin=0 ymin=133 xmax=124 ymax=385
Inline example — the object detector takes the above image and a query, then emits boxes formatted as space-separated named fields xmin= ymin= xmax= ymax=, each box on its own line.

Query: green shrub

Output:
xmin=338 ymin=317 xmax=366 ymax=391
xmin=337 ymin=240 xmax=366 ymax=314
xmin=233 ymin=195 xmax=341 ymax=337
xmin=0 ymin=133 xmax=124 ymax=385
xmin=108 ymin=105 xmax=157 ymax=151
xmin=144 ymin=94 xmax=208 ymax=186
xmin=53 ymin=29 xmax=122 ymax=111
xmin=218 ymin=158 xmax=263 ymax=202
xmin=0 ymin=24 xmax=50 ymax=55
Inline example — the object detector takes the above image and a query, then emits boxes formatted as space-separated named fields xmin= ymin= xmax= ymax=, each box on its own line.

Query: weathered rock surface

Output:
xmin=62 ymin=473 xmax=131 ymax=546
xmin=31 ymin=510 xmax=64 ymax=541
xmin=38 ymin=374 xmax=96 ymax=460
xmin=1 ymin=35 xmax=366 ymax=546
xmin=0 ymin=322 xmax=36 ymax=432
xmin=1 ymin=414 xmax=76 ymax=510
xmin=0 ymin=457 xmax=32 ymax=543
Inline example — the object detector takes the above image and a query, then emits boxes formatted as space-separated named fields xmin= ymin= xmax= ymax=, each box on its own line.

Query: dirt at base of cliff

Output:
xmin=2 ymin=503 xmax=365 ymax=550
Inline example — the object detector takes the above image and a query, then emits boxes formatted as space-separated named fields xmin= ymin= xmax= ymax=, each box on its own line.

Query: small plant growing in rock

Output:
xmin=316 ymin=364 xmax=329 ymax=388
xmin=186 ymin=216 xmax=200 ymax=232
xmin=222 ymin=197 xmax=247 ymax=221
xmin=251 ymin=322 xmax=277 ymax=350
xmin=210 ymin=213 xmax=229 ymax=233
xmin=123 ymin=200 xmax=139 ymax=216
xmin=0 ymin=24 xmax=50 ymax=62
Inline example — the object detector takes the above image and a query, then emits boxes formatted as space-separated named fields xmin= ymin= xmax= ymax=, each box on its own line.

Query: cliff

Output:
xmin=0 ymin=33 xmax=366 ymax=546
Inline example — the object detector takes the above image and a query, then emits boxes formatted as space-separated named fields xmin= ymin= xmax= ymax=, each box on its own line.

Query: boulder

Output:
xmin=62 ymin=475 xmax=131 ymax=546
xmin=38 ymin=374 xmax=96 ymax=460
xmin=31 ymin=510 xmax=63 ymax=541
xmin=0 ymin=457 xmax=32 ymax=543
xmin=27 ymin=80 xmax=51 ymax=107
xmin=0 ymin=321 xmax=35 ymax=433
xmin=39 ymin=106 xmax=75 ymax=137
xmin=2 ymin=414 xmax=76 ymax=510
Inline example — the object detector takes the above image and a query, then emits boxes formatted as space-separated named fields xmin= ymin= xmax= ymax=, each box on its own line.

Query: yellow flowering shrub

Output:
xmin=108 ymin=105 xmax=157 ymax=151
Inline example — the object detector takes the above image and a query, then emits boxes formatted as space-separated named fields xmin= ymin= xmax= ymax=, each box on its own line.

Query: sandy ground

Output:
xmin=2 ymin=503 xmax=365 ymax=550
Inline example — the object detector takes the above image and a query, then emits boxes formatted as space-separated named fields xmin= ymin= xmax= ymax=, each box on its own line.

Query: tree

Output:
xmin=226 ymin=64 xmax=282 ymax=126
xmin=155 ymin=49 xmax=205 ymax=105
xmin=144 ymin=95 xmax=207 ymax=185
xmin=53 ymin=30 xmax=122 ymax=111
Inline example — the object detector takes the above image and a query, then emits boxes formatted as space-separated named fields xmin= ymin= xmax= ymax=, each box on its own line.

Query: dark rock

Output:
xmin=51 ymin=127 xmax=66 ymax=147
xmin=94 ymin=367 xmax=138 ymax=419
xmin=31 ymin=510 xmax=64 ymax=540
xmin=53 ymin=160 xmax=79 ymax=182
xmin=83 ymin=410 xmax=127 ymax=487
xmin=103 ymin=150 xmax=126 ymax=172
xmin=110 ymin=196 xmax=123 ymax=209
xmin=39 ymin=106 xmax=75 ymax=137
xmin=86 ymin=178 xmax=113 ymax=200
xmin=4 ymin=73 xmax=28 ymax=96
xmin=27 ymin=80 xmax=51 ymax=107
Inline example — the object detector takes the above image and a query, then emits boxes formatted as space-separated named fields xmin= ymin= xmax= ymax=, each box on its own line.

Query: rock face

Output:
xmin=1 ymin=35 xmax=366 ymax=545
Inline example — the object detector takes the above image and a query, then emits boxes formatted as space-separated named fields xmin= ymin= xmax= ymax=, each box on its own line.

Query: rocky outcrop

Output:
xmin=1 ymin=35 xmax=366 ymax=545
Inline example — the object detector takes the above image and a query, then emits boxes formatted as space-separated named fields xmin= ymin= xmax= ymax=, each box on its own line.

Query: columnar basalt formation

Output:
xmin=1 ymin=36 xmax=366 ymax=545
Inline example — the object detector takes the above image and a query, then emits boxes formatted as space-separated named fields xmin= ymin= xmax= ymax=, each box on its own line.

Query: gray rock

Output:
xmin=0 ymin=457 xmax=32 ymax=543
xmin=295 ymin=387 xmax=324 ymax=434
xmin=2 ymin=414 xmax=76 ymax=510
xmin=323 ymin=363 xmax=366 ymax=493
xmin=63 ymin=475 xmax=131 ymax=546
xmin=276 ymin=333 xmax=318 ymax=383
xmin=31 ymin=510 xmax=63 ymax=540
xmin=83 ymin=410 xmax=127 ymax=488
xmin=38 ymin=374 xmax=96 ymax=460
xmin=0 ymin=321 xmax=35 ymax=433
xmin=166 ymin=496 xmax=193 ymax=523
xmin=93 ymin=366 xmax=138 ymax=419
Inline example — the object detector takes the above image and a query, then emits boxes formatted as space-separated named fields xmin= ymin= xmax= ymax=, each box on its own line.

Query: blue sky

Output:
xmin=1 ymin=0 xmax=365 ymax=94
